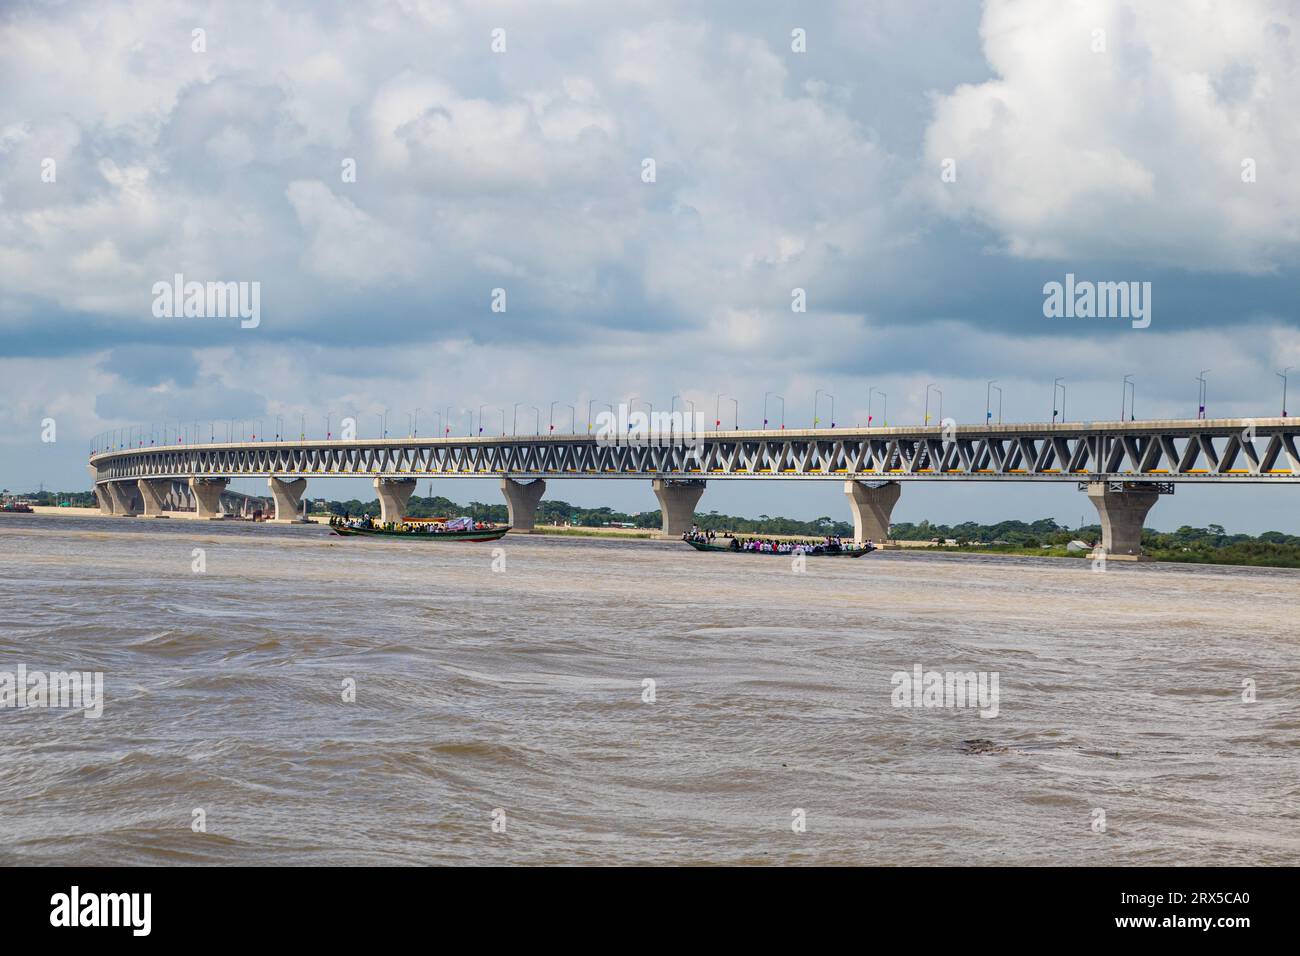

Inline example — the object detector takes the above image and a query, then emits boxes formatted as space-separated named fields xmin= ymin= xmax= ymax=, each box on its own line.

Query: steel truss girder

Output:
xmin=88 ymin=421 xmax=1300 ymax=484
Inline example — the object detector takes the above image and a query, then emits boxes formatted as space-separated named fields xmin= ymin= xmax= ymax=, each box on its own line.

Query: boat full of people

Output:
xmin=329 ymin=514 xmax=509 ymax=542
xmin=682 ymin=527 xmax=876 ymax=558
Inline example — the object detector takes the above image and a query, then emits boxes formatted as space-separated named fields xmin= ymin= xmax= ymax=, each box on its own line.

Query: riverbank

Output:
xmin=12 ymin=508 xmax=1300 ymax=568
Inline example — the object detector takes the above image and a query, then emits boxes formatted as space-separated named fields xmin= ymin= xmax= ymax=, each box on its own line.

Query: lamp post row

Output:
xmin=88 ymin=373 xmax=1296 ymax=453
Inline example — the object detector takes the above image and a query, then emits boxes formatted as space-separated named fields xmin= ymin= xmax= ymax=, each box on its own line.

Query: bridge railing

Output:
xmin=87 ymin=419 xmax=1300 ymax=483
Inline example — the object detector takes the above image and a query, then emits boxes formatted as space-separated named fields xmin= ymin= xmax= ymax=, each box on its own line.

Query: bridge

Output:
xmin=87 ymin=417 xmax=1300 ymax=560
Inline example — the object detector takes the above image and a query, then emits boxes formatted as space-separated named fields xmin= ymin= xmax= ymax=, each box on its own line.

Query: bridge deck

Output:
xmin=88 ymin=419 xmax=1300 ymax=483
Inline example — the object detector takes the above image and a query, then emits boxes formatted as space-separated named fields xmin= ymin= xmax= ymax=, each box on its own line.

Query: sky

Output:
xmin=2 ymin=0 xmax=1299 ymax=532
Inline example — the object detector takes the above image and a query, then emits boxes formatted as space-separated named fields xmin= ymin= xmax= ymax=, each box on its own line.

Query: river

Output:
xmin=1 ymin=514 xmax=1295 ymax=865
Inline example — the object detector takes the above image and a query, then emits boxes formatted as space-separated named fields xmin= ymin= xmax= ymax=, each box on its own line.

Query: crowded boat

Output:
xmin=328 ymin=514 xmax=509 ymax=542
xmin=681 ymin=526 xmax=875 ymax=557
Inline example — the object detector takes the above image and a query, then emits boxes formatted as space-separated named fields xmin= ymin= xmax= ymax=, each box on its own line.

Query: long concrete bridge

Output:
xmin=87 ymin=418 xmax=1299 ymax=559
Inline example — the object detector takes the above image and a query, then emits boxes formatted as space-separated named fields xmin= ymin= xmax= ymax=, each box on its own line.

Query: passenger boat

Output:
xmin=683 ymin=537 xmax=876 ymax=558
xmin=329 ymin=517 xmax=509 ymax=542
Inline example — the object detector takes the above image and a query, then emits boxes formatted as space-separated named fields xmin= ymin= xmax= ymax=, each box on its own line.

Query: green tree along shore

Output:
xmin=11 ymin=489 xmax=1300 ymax=568
xmin=317 ymin=494 xmax=1300 ymax=567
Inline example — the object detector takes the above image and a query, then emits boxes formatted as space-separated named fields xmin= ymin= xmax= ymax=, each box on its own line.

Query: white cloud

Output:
xmin=286 ymin=179 xmax=432 ymax=285
xmin=922 ymin=0 xmax=1300 ymax=272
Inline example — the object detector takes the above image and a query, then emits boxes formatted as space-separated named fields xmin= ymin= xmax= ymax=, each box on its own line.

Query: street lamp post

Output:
xmin=1122 ymin=375 xmax=1135 ymax=422
xmin=763 ymin=392 xmax=784 ymax=429
xmin=1278 ymin=367 xmax=1292 ymax=417
xmin=1052 ymin=378 xmax=1065 ymax=424
xmin=629 ymin=397 xmax=653 ymax=439
xmin=523 ymin=405 xmax=541 ymax=435
xmin=985 ymin=381 xmax=997 ymax=424
xmin=1196 ymin=370 xmax=1210 ymax=419
xmin=924 ymin=384 xmax=942 ymax=426
xmin=991 ymin=385 xmax=1002 ymax=425
xmin=671 ymin=395 xmax=697 ymax=435
xmin=550 ymin=402 xmax=575 ymax=434
xmin=868 ymin=387 xmax=883 ymax=427
xmin=716 ymin=394 xmax=737 ymax=430
xmin=814 ymin=389 xmax=834 ymax=428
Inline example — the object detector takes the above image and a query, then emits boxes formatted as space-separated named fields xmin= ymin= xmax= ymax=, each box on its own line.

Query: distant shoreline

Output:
xmin=11 ymin=507 xmax=1299 ymax=570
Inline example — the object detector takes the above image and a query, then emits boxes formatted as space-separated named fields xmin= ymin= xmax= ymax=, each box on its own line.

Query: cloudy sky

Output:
xmin=3 ymin=0 xmax=1299 ymax=531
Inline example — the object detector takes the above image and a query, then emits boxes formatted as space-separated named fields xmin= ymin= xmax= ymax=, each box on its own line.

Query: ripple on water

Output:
xmin=0 ymin=517 xmax=1297 ymax=864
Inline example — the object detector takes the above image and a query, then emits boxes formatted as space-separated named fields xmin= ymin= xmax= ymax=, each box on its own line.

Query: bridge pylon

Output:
xmin=653 ymin=478 xmax=706 ymax=538
xmin=137 ymin=479 xmax=172 ymax=518
xmin=1083 ymin=481 xmax=1170 ymax=560
xmin=106 ymin=481 xmax=141 ymax=516
xmin=374 ymin=477 xmax=417 ymax=524
xmin=844 ymin=480 xmax=901 ymax=546
xmin=268 ymin=477 xmax=310 ymax=523
xmin=500 ymin=477 xmax=546 ymax=532
xmin=190 ymin=478 xmax=229 ymax=519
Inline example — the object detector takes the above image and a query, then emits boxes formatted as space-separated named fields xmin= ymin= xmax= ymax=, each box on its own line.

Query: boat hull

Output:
xmin=331 ymin=525 xmax=510 ymax=542
xmin=683 ymin=539 xmax=875 ymax=558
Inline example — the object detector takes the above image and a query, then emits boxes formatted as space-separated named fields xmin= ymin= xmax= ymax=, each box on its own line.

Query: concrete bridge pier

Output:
xmin=1085 ymin=481 xmax=1162 ymax=560
xmin=374 ymin=477 xmax=417 ymax=524
xmin=107 ymin=481 xmax=141 ymax=516
xmin=652 ymin=478 xmax=706 ymax=538
xmin=137 ymin=479 xmax=172 ymax=517
xmin=844 ymin=480 xmax=901 ymax=545
xmin=189 ymin=478 xmax=229 ymax=519
xmin=268 ymin=477 xmax=309 ymax=523
xmin=87 ymin=465 xmax=113 ymax=515
xmin=500 ymin=477 xmax=546 ymax=532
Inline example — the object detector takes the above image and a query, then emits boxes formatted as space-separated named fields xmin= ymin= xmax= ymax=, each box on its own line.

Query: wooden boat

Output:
xmin=330 ymin=523 xmax=509 ymax=542
xmin=684 ymin=538 xmax=876 ymax=558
